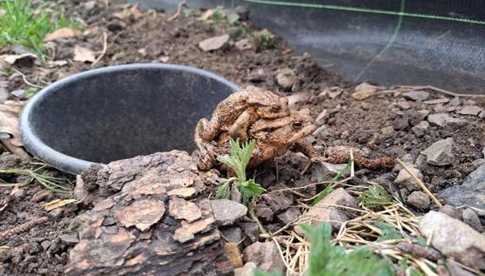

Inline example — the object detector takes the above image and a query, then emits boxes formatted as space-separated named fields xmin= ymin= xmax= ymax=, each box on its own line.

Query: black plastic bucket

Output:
xmin=20 ymin=64 xmax=239 ymax=174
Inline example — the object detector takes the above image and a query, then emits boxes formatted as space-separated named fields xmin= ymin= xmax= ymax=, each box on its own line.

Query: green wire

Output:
xmin=355 ymin=0 xmax=405 ymax=81
xmin=243 ymin=0 xmax=485 ymax=25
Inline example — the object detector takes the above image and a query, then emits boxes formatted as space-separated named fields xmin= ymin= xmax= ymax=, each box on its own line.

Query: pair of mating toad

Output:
xmin=194 ymin=86 xmax=317 ymax=171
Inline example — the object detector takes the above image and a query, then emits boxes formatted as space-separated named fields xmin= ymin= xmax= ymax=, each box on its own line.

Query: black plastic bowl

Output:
xmin=20 ymin=64 xmax=239 ymax=174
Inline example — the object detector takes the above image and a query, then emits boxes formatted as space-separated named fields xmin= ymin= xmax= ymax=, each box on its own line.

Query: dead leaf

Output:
xmin=43 ymin=199 xmax=78 ymax=211
xmin=0 ymin=101 xmax=30 ymax=159
xmin=44 ymin=27 xmax=80 ymax=42
xmin=73 ymin=46 xmax=96 ymax=63
xmin=1 ymin=54 xmax=37 ymax=67
xmin=224 ymin=242 xmax=243 ymax=268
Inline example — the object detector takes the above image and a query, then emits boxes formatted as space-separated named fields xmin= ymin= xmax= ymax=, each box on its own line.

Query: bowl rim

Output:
xmin=20 ymin=63 xmax=240 ymax=175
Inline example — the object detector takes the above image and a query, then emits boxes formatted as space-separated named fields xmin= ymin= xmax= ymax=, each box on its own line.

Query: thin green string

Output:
xmin=243 ymin=0 xmax=485 ymax=25
xmin=355 ymin=0 xmax=405 ymax=81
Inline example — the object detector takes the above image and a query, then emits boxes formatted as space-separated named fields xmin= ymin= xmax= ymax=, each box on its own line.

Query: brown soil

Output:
xmin=0 ymin=1 xmax=484 ymax=275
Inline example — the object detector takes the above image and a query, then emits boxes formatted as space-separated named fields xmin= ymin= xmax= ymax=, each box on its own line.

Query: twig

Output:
xmin=249 ymin=207 xmax=270 ymax=238
xmin=396 ymin=159 xmax=442 ymax=207
xmin=11 ymin=68 xmax=43 ymax=89
xmin=397 ymin=85 xmax=485 ymax=98
xmin=92 ymin=31 xmax=108 ymax=66
xmin=167 ymin=0 xmax=186 ymax=22
xmin=0 ymin=216 xmax=48 ymax=240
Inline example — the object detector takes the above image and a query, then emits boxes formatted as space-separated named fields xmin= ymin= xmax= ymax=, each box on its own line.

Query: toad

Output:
xmin=196 ymin=86 xmax=290 ymax=143
xmin=194 ymin=94 xmax=317 ymax=171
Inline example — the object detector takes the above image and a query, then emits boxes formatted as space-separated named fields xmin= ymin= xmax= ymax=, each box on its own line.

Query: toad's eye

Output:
xmin=292 ymin=121 xmax=303 ymax=129
xmin=271 ymin=106 xmax=281 ymax=112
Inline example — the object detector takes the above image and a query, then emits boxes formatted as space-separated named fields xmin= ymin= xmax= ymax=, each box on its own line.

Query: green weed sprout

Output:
xmin=253 ymin=29 xmax=275 ymax=50
xmin=255 ymin=223 xmax=394 ymax=276
xmin=0 ymin=0 xmax=76 ymax=58
xmin=216 ymin=138 xmax=265 ymax=204
xmin=359 ymin=184 xmax=394 ymax=210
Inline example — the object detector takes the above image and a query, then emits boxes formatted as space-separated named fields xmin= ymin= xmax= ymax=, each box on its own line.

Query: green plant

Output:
xmin=375 ymin=221 xmax=403 ymax=241
xmin=312 ymin=160 xmax=351 ymax=205
xmin=253 ymin=29 xmax=275 ymax=50
xmin=216 ymin=138 xmax=265 ymax=204
xmin=255 ymin=223 xmax=395 ymax=276
xmin=0 ymin=0 xmax=75 ymax=57
xmin=359 ymin=184 xmax=394 ymax=210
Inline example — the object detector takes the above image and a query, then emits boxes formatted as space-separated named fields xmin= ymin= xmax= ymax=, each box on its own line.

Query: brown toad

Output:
xmin=195 ymin=86 xmax=289 ymax=143
xmin=194 ymin=94 xmax=317 ymax=171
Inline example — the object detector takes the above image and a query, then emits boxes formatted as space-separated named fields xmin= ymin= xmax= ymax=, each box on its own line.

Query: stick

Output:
xmin=167 ymin=0 xmax=187 ymax=21
xmin=11 ymin=68 xmax=43 ymax=89
xmin=396 ymin=159 xmax=442 ymax=207
xmin=92 ymin=31 xmax=108 ymax=66
xmin=0 ymin=216 xmax=48 ymax=240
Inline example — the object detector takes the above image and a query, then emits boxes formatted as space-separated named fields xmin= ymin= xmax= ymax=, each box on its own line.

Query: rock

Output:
xmin=427 ymin=113 xmax=466 ymax=127
xmin=457 ymin=105 xmax=483 ymax=116
xmin=352 ymin=82 xmax=379 ymax=100
xmin=447 ymin=259 xmax=475 ymax=276
xmin=327 ymin=87 xmax=343 ymax=98
xmin=315 ymin=109 xmax=328 ymax=125
xmin=380 ymin=126 xmax=395 ymax=138
xmin=394 ymin=165 xmax=423 ymax=190
xmin=241 ymin=222 xmax=259 ymax=242
xmin=439 ymin=205 xmax=462 ymax=220
xmin=255 ymin=205 xmax=274 ymax=222
xmin=198 ymin=34 xmax=230 ymax=52
xmin=439 ymin=165 xmax=485 ymax=210
xmin=168 ymin=197 xmax=202 ymax=223
xmin=234 ymin=262 xmax=257 ymax=276
xmin=423 ymin=98 xmax=450 ymax=105
xmin=419 ymin=211 xmax=485 ymax=269
xmin=287 ymin=92 xmax=310 ymax=110
xmin=59 ymin=233 xmax=79 ymax=245
xmin=277 ymin=207 xmax=301 ymax=224
xmin=10 ymin=89 xmax=26 ymax=99
xmin=396 ymin=100 xmax=411 ymax=110
xmin=243 ymin=242 xmax=285 ymax=273
xmin=462 ymin=208 xmax=482 ymax=232
xmin=407 ymin=191 xmax=430 ymax=209
xmin=403 ymin=91 xmax=429 ymax=101
xmin=275 ymin=68 xmax=297 ymax=90
xmin=479 ymin=111 xmax=485 ymax=119
xmin=392 ymin=116 xmax=410 ymax=130
xmin=235 ymin=39 xmax=252 ymax=51
xmin=420 ymin=138 xmax=454 ymax=166
xmin=411 ymin=121 xmax=429 ymax=137
xmin=297 ymin=188 xmax=358 ymax=231
xmin=210 ymin=199 xmax=248 ymax=226
xmin=221 ymin=227 xmax=243 ymax=243
xmin=261 ymin=193 xmax=292 ymax=213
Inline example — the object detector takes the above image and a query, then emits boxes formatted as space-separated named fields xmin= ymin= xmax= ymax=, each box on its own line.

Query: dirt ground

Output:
xmin=0 ymin=1 xmax=484 ymax=275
